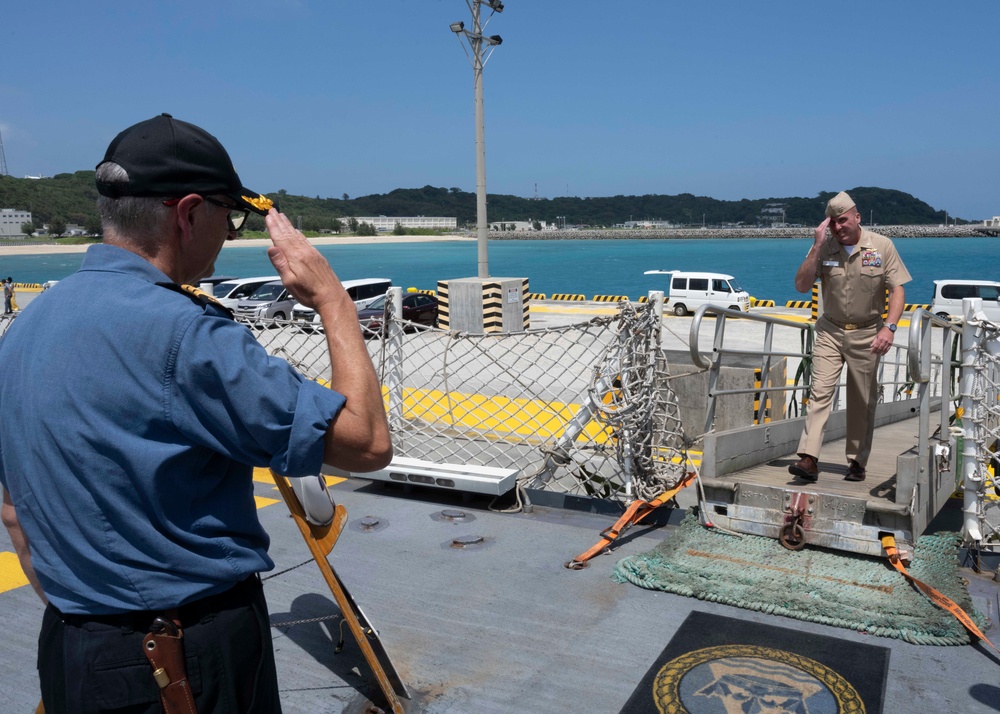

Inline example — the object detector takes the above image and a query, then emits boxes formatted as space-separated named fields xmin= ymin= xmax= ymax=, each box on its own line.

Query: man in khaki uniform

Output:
xmin=789 ymin=191 xmax=911 ymax=482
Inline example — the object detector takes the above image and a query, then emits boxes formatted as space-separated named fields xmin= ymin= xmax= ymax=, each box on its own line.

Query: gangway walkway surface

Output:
xmin=687 ymin=415 xmax=935 ymax=558
xmin=732 ymin=417 xmax=920 ymax=500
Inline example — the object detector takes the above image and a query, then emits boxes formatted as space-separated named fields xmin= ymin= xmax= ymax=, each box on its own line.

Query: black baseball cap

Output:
xmin=95 ymin=113 xmax=273 ymax=216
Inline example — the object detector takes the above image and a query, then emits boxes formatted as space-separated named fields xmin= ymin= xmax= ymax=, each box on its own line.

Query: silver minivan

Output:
xmin=930 ymin=280 xmax=1000 ymax=321
xmin=234 ymin=280 xmax=296 ymax=323
xmin=209 ymin=275 xmax=280 ymax=309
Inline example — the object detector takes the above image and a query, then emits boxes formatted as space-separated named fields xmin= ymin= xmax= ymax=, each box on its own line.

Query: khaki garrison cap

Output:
xmin=825 ymin=191 xmax=856 ymax=218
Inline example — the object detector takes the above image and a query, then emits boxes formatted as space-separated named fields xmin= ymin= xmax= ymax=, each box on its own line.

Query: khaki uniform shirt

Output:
xmin=814 ymin=229 xmax=912 ymax=325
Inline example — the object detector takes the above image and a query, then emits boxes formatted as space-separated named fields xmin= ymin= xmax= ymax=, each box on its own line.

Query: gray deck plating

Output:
xmin=3 ymin=455 xmax=1000 ymax=713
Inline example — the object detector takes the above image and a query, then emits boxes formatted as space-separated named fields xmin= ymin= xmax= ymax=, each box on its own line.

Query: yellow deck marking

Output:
xmin=530 ymin=304 xmax=619 ymax=316
xmin=386 ymin=386 xmax=617 ymax=444
xmin=255 ymin=496 xmax=280 ymax=509
xmin=253 ymin=467 xmax=275 ymax=483
xmin=0 ymin=551 xmax=29 ymax=593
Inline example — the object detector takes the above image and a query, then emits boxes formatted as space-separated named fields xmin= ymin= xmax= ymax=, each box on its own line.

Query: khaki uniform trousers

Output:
xmin=797 ymin=319 xmax=881 ymax=467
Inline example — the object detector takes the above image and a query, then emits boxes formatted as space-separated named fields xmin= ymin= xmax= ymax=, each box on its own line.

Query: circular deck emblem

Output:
xmin=653 ymin=645 xmax=864 ymax=714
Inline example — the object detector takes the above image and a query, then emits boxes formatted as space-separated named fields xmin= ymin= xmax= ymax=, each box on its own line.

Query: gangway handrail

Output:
xmin=906 ymin=308 xmax=959 ymax=384
xmin=905 ymin=308 xmax=962 ymax=476
xmin=689 ymin=303 xmax=929 ymax=436
xmin=688 ymin=304 xmax=811 ymax=370
xmin=688 ymin=304 xmax=816 ymax=434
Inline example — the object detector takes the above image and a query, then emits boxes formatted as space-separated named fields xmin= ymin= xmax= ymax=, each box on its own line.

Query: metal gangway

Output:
xmin=687 ymin=298 xmax=1000 ymax=559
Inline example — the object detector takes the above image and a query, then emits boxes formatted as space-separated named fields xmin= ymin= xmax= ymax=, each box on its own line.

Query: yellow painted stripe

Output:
xmin=391 ymin=387 xmax=617 ymax=443
xmin=0 ymin=551 xmax=29 ymax=593
xmin=530 ymin=304 xmax=619 ymax=316
xmin=255 ymin=496 xmax=281 ymax=509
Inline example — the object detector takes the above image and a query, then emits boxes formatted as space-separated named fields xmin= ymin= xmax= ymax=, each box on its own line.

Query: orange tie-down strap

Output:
xmin=881 ymin=535 xmax=999 ymax=655
xmin=566 ymin=472 xmax=697 ymax=569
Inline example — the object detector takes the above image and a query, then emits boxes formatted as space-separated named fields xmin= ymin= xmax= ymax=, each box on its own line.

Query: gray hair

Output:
xmin=95 ymin=162 xmax=172 ymax=249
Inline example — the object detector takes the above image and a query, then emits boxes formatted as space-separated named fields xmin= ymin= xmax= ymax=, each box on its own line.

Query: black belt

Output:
xmin=58 ymin=574 xmax=261 ymax=630
xmin=823 ymin=314 xmax=881 ymax=330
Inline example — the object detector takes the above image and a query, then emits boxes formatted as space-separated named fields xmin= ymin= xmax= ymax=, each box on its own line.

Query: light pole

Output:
xmin=451 ymin=1 xmax=504 ymax=278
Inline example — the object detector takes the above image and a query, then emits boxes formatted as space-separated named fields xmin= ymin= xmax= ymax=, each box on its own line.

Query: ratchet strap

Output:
xmin=881 ymin=535 xmax=999 ymax=655
xmin=567 ymin=471 xmax=697 ymax=569
xmin=141 ymin=611 xmax=198 ymax=714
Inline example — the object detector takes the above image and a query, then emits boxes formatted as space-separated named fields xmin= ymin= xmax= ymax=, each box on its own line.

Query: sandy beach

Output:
xmin=0 ymin=234 xmax=474 ymax=257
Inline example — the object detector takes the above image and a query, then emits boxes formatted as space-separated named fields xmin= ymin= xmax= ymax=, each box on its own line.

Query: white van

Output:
xmin=930 ymin=280 xmax=1000 ymax=322
xmin=291 ymin=278 xmax=393 ymax=326
xmin=644 ymin=270 xmax=750 ymax=316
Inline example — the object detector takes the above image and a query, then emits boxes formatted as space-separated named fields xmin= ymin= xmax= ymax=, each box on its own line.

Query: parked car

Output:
xmin=197 ymin=275 xmax=238 ymax=288
xmin=358 ymin=293 xmax=439 ymax=336
xmin=209 ymin=275 xmax=280 ymax=309
xmin=930 ymin=279 xmax=1000 ymax=322
xmin=234 ymin=280 xmax=296 ymax=323
xmin=292 ymin=278 xmax=393 ymax=328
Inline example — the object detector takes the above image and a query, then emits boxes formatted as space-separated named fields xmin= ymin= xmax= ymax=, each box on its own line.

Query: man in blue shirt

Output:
xmin=0 ymin=114 xmax=392 ymax=713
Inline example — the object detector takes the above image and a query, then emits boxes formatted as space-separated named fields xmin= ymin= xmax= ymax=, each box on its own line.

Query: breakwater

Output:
xmin=489 ymin=225 xmax=989 ymax=240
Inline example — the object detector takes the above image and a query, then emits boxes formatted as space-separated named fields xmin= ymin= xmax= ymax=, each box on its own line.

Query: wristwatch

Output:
xmin=886 ymin=323 xmax=897 ymax=333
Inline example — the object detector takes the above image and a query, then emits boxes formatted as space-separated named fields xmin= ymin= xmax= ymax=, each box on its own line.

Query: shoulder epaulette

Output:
xmin=156 ymin=282 xmax=235 ymax=319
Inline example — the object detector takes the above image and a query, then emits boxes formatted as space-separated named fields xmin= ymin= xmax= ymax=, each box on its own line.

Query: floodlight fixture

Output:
xmin=486 ymin=35 xmax=503 ymax=46
xmin=450 ymin=21 xmax=465 ymax=33
xmin=484 ymin=0 xmax=504 ymax=12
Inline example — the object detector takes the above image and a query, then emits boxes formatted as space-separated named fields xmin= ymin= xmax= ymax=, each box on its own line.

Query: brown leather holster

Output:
xmin=141 ymin=612 xmax=198 ymax=714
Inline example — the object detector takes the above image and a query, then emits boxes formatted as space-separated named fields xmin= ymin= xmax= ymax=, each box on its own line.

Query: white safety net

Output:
xmin=244 ymin=298 xmax=688 ymax=503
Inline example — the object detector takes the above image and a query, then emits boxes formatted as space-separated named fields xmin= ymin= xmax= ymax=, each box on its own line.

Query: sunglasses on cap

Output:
xmin=163 ymin=196 xmax=250 ymax=232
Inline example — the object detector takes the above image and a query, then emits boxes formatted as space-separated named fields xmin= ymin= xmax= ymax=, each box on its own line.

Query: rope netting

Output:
xmin=613 ymin=513 xmax=984 ymax=645
xmin=962 ymin=314 xmax=1000 ymax=548
xmin=243 ymin=298 xmax=687 ymax=504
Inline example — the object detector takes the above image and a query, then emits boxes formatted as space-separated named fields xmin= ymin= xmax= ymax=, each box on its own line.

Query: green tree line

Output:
xmin=0 ymin=171 xmax=966 ymax=233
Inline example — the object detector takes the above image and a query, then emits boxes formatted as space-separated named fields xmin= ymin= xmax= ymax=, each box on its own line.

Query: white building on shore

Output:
xmin=0 ymin=208 xmax=32 ymax=238
xmin=348 ymin=216 xmax=457 ymax=232
xmin=489 ymin=220 xmax=551 ymax=231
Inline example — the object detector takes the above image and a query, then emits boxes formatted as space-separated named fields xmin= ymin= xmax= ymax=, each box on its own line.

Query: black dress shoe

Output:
xmin=789 ymin=454 xmax=819 ymax=482
xmin=845 ymin=460 xmax=866 ymax=482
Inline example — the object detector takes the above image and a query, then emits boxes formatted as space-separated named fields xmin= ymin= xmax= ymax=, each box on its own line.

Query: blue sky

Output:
xmin=2 ymin=1 xmax=998 ymax=219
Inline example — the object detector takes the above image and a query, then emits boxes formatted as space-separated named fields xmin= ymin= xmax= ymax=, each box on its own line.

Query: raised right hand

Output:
xmin=814 ymin=217 xmax=831 ymax=246
xmin=264 ymin=209 xmax=344 ymax=312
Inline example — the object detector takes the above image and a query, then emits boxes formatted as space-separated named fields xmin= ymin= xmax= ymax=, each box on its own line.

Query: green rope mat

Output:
xmin=613 ymin=512 xmax=986 ymax=645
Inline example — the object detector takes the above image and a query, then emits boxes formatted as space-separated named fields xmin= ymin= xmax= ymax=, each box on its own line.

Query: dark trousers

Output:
xmin=38 ymin=575 xmax=282 ymax=713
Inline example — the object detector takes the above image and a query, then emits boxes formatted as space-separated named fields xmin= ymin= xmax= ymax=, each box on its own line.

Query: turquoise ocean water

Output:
xmin=1 ymin=237 xmax=995 ymax=305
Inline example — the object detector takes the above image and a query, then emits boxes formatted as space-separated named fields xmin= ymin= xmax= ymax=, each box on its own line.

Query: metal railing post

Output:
xmin=385 ymin=287 xmax=404 ymax=430
xmin=960 ymin=297 xmax=984 ymax=541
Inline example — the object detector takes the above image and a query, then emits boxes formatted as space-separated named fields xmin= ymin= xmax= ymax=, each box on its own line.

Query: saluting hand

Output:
xmin=814 ymin=217 xmax=830 ymax=247
xmin=264 ymin=209 xmax=344 ymax=311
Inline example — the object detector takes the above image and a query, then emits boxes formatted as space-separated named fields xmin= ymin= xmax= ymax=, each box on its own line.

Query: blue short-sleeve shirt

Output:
xmin=0 ymin=244 xmax=346 ymax=614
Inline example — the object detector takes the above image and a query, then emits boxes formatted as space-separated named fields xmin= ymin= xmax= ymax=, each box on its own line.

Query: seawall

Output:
xmin=489 ymin=225 xmax=989 ymax=240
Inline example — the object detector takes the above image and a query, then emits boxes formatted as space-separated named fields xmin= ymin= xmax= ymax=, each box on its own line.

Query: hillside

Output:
xmin=0 ymin=172 xmax=965 ymax=233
